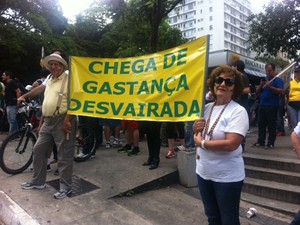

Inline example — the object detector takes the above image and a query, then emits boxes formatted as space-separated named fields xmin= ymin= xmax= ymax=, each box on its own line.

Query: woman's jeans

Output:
xmin=290 ymin=210 xmax=300 ymax=225
xmin=197 ymin=175 xmax=243 ymax=225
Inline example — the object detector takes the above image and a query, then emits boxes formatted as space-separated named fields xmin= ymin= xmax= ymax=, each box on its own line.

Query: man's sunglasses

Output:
xmin=215 ymin=76 xmax=235 ymax=86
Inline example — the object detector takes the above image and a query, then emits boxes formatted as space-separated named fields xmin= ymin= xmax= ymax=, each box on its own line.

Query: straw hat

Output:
xmin=43 ymin=53 xmax=68 ymax=70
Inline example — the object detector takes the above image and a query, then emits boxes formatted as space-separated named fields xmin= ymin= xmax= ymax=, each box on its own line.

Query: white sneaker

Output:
xmin=76 ymin=152 xmax=87 ymax=158
xmin=175 ymin=145 xmax=185 ymax=151
xmin=54 ymin=189 xmax=72 ymax=199
xmin=105 ymin=142 xmax=112 ymax=149
xmin=112 ymin=139 xmax=122 ymax=147
xmin=21 ymin=182 xmax=46 ymax=190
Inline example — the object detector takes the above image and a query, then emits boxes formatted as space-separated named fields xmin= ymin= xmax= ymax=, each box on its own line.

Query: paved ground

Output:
xmin=0 ymin=126 xmax=297 ymax=225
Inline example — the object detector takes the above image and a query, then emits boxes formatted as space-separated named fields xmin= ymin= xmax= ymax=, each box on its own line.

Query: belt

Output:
xmin=43 ymin=114 xmax=66 ymax=123
xmin=43 ymin=114 xmax=66 ymax=119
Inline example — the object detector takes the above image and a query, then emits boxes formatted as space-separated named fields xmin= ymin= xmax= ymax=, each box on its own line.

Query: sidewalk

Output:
xmin=0 ymin=127 xmax=296 ymax=225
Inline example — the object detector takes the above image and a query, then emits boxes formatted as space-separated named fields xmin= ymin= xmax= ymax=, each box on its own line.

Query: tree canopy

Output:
xmin=0 ymin=0 xmax=186 ymax=84
xmin=248 ymin=0 xmax=300 ymax=60
xmin=0 ymin=0 xmax=76 ymax=83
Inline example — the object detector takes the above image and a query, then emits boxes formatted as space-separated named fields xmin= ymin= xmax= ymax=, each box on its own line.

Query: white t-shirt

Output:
xmin=42 ymin=70 xmax=69 ymax=86
xmin=42 ymin=74 xmax=51 ymax=86
xmin=294 ymin=122 xmax=300 ymax=138
xmin=196 ymin=100 xmax=248 ymax=182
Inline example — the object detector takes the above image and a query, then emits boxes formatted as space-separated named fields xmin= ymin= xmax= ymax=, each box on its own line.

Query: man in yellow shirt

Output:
xmin=21 ymin=53 xmax=76 ymax=199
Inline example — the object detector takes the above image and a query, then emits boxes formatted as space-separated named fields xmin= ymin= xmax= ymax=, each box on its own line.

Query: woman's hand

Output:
xmin=194 ymin=132 xmax=202 ymax=147
xmin=193 ymin=118 xmax=206 ymax=135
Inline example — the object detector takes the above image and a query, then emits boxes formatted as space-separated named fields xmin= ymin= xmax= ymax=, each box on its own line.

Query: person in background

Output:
xmin=78 ymin=116 xmax=103 ymax=157
xmin=14 ymin=77 xmax=27 ymax=95
xmin=1 ymin=71 xmax=21 ymax=134
xmin=194 ymin=65 xmax=248 ymax=225
xmin=102 ymin=119 xmax=122 ymax=149
xmin=276 ymin=93 xmax=286 ymax=136
xmin=205 ymin=77 xmax=215 ymax=104
xmin=287 ymin=65 xmax=300 ymax=130
xmin=0 ymin=81 xmax=5 ymax=109
xmin=289 ymin=121 xmax=300 ymax=225
xmin=141 ymin=121 xmax=162 ymax=170
xmin=175 ymin=121 xmax=196 ymax=152
xmin=31 ymin=68 xmax=49 ymax=107
xmin=21 ymin=53 xmax=76 ymax=199
xmin=232 ymin=60 xmax=250 ymax=151
xmin=249 ymin=84 xmax=259 ymax=127
xmin=252 ymin=63 xmax=284 ymax=149
xmin=0 ymin=81 xmax=7 ymax=133
xmin=165 ymin=122 xmax=185 ymax=158
xmin=118 ymin=120 xmax=140 ymax=156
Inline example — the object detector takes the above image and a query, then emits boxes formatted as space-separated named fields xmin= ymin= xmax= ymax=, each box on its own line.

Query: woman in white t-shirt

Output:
xmin=194 ymin=65 xmax=248 ymax=225
xmin=290 ymin=121 xmax=300 ymax=225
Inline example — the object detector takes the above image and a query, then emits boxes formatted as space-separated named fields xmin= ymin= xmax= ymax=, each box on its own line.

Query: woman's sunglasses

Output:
xmin=215 ymin=76 xmax=235 ymax=86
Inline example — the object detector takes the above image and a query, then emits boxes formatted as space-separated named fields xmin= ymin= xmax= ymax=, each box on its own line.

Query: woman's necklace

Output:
xmin=203 ymin=101 xmax=230 ymax=140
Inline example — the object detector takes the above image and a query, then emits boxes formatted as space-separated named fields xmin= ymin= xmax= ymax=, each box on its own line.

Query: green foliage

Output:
xmin=0 ymin=0 xmax=70 ymax=83
xmin=248 ymin=0 xmax=300 ymax=60
xmin=256 ymin=57 xmax=289 ymax=69
xmin=100 ymin=0 xmax=186 ymax=57
xmin=0 ymin=0 xmax=186 ymax=84
xmin=128 ymin=0 xmax=184 ymax=52
xmin=98 ymin=19 xmax=187 ymax=58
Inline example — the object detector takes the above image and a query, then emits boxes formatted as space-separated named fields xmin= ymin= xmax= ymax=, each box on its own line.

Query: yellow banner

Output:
xmin=69 ymin=36 xmax=208 ymax=122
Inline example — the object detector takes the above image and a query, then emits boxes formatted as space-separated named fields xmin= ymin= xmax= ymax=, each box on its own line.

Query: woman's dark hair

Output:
xmin=208 ymin=65 xmax=244 ymax=101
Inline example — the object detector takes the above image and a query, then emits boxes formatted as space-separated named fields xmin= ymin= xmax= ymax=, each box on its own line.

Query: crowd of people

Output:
xmin=1 ymin=51 xmax=300 ymax=224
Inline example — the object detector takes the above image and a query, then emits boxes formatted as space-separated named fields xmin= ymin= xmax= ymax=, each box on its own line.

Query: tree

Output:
xmin=0 ymin=0 xmax=186 ymax=83
xmin=247 ymin=0 xmax=300 ymax=60
xmin=92 ymin=0 xmax=186 ymax=58
xmin=256 ymin=57 xmax=289 ymax=69
xmin=0 ymin=0 xmax=72 ymax=83
xmin=129 ymin=0 xmax=184 ymax=52
xmin=97 ymin=4 xmax=187 ymax=58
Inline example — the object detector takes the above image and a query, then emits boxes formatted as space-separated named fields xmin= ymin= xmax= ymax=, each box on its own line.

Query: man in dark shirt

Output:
xmin=1 ymin=71 xmax=21 ymax=134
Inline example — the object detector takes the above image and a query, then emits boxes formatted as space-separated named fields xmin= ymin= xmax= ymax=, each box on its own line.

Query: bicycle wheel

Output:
xmin=0 ymin=129 xmax=36 ymax=174
xmin=74 ymin=123 xmax=97 ymax=162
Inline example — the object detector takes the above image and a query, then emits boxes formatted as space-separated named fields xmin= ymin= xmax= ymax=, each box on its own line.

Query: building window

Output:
xmin=224 ymin=22 xmax=228 ymax=29
xmin=209 ymin=16 xmax=213 ymax=21
xmin=209 ymin=7 xmax=213 ymax=12
xmin=209 ymin=25 xmax=213 ymax=30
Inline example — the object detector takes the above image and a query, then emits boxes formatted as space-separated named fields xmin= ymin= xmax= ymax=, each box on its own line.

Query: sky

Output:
xmin=59 ymin=0 xmax=271 ymax=21
xmin=251 ymin=0 xmax=271 ymax=13
xmin=59 ymin=0 xmax=94 ymax=21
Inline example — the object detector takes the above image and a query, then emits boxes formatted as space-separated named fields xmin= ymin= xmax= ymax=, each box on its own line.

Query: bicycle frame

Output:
xmin=15 ymin=123 xmax=35 ymax=154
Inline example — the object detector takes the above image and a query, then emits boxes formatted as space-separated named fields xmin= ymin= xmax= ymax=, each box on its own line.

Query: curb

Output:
xmin=0 ymin=190 xmax=40 ymax=225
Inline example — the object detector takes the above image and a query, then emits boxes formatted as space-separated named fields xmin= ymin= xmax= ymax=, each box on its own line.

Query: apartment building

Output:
xmin=168 ymin=0 xmax=252 ymax=57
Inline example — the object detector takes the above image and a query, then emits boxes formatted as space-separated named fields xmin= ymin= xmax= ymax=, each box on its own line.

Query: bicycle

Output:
xmin=0 ymin=101 xmax=39 ymax=174
xmin=73 ymin=122 xmax=97 ymax=162
xmin=0 ymin=102 xmax=98 ymax=174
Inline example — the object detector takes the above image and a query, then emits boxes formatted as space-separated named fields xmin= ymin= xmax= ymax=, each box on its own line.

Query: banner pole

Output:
xmin=201 ymin=35 xmax=210 ymax=118
xmin=263 ymin=61 xmax=296 ymax=88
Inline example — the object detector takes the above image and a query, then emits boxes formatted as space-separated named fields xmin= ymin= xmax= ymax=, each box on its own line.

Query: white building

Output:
xmin=168 ymin=0 xmax=252 ymax=57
